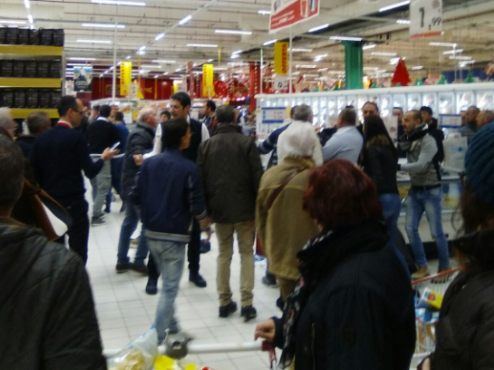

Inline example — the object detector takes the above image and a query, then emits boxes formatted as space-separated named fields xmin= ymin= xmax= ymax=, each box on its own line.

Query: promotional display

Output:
xmin=274 ymin=42 xmax=288 ymax=75
xmin=73 ymin=65 xmax=92 ymax=92
xmin=410 ymin=0 xmax=442 ymax=39
xmin=120 ymin=61 xmax=132 ymax=96
xmin=202 ymin=64 xmax=214 ymax=97
xmin=270 ymin=0 xmax=320 ymax=33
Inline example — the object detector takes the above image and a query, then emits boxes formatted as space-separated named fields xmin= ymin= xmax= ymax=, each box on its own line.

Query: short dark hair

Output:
xmin=0 ymin=135 xmax=25 ymax=207
xmin=206 ymin=100 xmax=216 ymax=112
xmin=362 ymin=101 xmax=379 ymax=112
xmin=171 ymin=92 xmax=191 ymax=109
xmin=393 ymin=106 xmax=403 ymax=112
xmin=216 ymin=105 xmax=235 ymax=124
xmin=115 ymin=112 xmax=124 ymax=121
xmin=303 ymin=159 xmax=382 ymax=229
xmin=290 ymin=105 xmax=298 ymax=118
xmin=99 ymin=105 xmax=111 ymax=118
xmin=163 ymin=118 xmax=188 ymax=149
xmin=161 ymin=111 xmax=171 ymax=120
xmin=340 ymin=108 xmax=357 ymax=125
xmin=92 ymin=105 xmax=100 ymax=112
xmin=58 ymin=95 xmax=78 ymax=117
xmin=420 ymin=106 xmax=433 ymax=116
xmin=409 ymin=110 xmax=423 ymax=121
xmin=27 ymin=111 xmax=50 ymax=134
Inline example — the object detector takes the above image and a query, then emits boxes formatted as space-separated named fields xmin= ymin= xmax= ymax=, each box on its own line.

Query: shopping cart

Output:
xmin=412 ymin=267 xmax=461 ymax=363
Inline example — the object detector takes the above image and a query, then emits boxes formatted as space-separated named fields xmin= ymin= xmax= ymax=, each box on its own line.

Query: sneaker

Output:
xmin=104 ymin=207 xmax=111 ymax=213
xmin=219 ymin=301 xmax=237 ymax=318
xmin=145 ymin=279 xmax=158 ymax=295
xmin=262 ymin=274 xmax=278 ymax=287
xmin=189 ymin=273 xmax=207 ymax=288
xmin=411 ymin=266 xmax=430 ymax=280
xmin=240 ymin=305 xmax=257 ymax=322
xmin=131 ymin=264 xmax=148 ymax=275
xmin=432 ymin=267 xmax=452 ymax=284
xmin=116 ymin=261 xmax=133 ymax=273
xmin=91 ymin=216 xmax=106 ymax=226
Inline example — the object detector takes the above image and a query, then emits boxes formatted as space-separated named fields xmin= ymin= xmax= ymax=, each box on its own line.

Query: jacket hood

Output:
xmin=453 ymin=228 xmax=494 ymax=269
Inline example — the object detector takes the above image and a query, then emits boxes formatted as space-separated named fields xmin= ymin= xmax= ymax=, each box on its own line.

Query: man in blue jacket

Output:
xmin=131 ymin=118 xmax=211 ymax=343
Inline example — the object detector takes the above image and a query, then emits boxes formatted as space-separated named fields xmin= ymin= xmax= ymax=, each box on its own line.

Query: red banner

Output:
xmin=270 ymin=0 xmax=319 ymax=33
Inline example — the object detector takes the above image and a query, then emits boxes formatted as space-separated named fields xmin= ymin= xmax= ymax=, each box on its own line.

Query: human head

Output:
xmin=170 ymin=92 xmax=191 ymax=120
xmin=290 ymin=105 xmax=298 ymax=120
xmin=163 ymin=118 xmax=191 ymax=150
xmin=476 ymin=110 xmax=494 ymax=129
xmin=115 ymin=112 xmax=124 ymax=123
xmin=99 ymin=105 xmax=111 ymax=118
xmin=58 ymin=96 xmax=83 ymax=127
xmin=419 ymin=106 xmax=433 ymax=125
xmin=303 ymin=159 xmax=382 ymax=229
xmin=202 ymin=100 xmax=216 ymax=118
xmin=137 ymin=107 xmax=158 ymax=129
xmin=0 ymin=135 xmax=25 ymax=216
xmin=293 ymin=104 xmax=313 ymax=123
xmin=92 ymin=105 xmax=100 ymax=118
xmin=337 ymin=108 xmax=357 ymax=128
xmin=465 ymin=106 xmax=480 ymax=126
xmin=278 ymin=122 xmax=318 ymax=159
xmin=402 ymin=110 xmax=423 ymax=133
xmin=27 ymin=111 xmax=51 ymax=135
xmin=362 ymin=102 xmax=379 ymax=118
xmin=0 ymin=108 xmax=16 ymax=138
xmin=160 ymin=110 xmax=171 ymax=123
xmin=392 ymin=107 xmax=404 ymax=123
xmin=216 ymin=105 xmax=235 ymax=124
xmin=110 ymin=104 xmax=118 ymax=118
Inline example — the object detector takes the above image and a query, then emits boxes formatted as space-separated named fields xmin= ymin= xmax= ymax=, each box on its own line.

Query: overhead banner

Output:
xmin=274 ymin=42 xmax=288 ymax=75
xmin=120 ymin=62 xmax=132 ymax=96
xmin=203 ymin=64 xmax=214 ymax=97
xmin=73 ymin=66 xmax=92 ymax=92
xmin=410 ymin=0 xmax=442 ymax=39
xmin=270 ymin=0 xmax=320 ymax=33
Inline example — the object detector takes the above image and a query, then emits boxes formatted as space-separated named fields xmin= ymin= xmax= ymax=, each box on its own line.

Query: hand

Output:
xmin=199 ymin=216 xmax=211 ymax=230
xmin=254 ymin=319 xmax=276 ymax=343
xmin=101 ymin=148 xmax=119 ymax=161
xmin=133 ymin=154 xmax=144 ymax=166
xmin=314 ymin=126 xmax=323 ymax=133
xmin=418 ymin=357 xmax=431 ymax=370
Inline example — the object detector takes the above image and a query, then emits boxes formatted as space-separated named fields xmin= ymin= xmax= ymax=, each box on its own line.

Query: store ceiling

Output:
xmin=1 ymin=0 xmax=494 ymax=79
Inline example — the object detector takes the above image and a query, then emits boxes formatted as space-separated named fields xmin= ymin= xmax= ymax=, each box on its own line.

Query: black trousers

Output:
xmin=54 ymin=197 xmax=90 ymax=265
xmin=147 ymin=219 xmax=201 ymax=280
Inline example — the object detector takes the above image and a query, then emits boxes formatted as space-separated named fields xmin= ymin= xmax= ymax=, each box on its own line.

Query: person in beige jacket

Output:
xmin=256 ymin=123 xmax=320 ymax=301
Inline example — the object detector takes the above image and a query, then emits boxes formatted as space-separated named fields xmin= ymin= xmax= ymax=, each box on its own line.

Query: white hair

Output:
xmin=277 ymin=122 xmax=318 ymax=160
xmin=0 ymin=108 xmax=13 ymax=130
xmin=137 ymin=107 xmax=156 ymax=123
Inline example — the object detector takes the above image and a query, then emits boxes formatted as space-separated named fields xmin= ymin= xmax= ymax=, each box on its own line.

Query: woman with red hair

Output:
xmin=255 ymin=159 xmax=415 ymax=370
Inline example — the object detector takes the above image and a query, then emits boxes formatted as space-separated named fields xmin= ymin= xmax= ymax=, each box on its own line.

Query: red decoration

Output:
xmin=214 ymin=80 xmax=228 ymax=97
xmin=391 ymin=59 xmax=411 ymax=87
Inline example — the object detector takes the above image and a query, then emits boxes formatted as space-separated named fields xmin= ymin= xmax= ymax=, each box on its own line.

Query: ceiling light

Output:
xmin=231 ymin=50 xmax=242 ymax=55
xmin=175 ymin=68 xmax=182 ymax=72
xmin=263 ymin=39 xmax=277 ymax=46
xmin=152 ymin=60 xmax=176 ymax=64
xmin=390 ymin=57 xmax=400 ymax=65
xmin=296 ymin=64 xmax=317 ymax=68
xmin=141 ymin=64 xmax=161 ymax=68
xmin=304 ymin=74 xmax=319 ymax=78
xmin=155 ymin=33 xmax=164 ymax=41
xmin=0 ymin=20 xmax=26 ymax=24
xmin=215 ymin=67 xmax=228 ymax=71
xmin=429 ymin=42 xmax=457 ymax=47
xmin=293 ymin=71 xmax=300 ymax=75
xmin=411 ymin=66 xmax=424 ymax=70
xmin=126 ymin=55 xmax=131 ymax=59
xmin=330 ymin=35 xmax=363 ymax=42
xmin=460 ymin=60 xmax=475 ymax=66
xmin=77 ymin=39 xmax=112 ymax=44
xmin=66 ymin=63 xmax=88 ymax=66
xmin=163 ymin=72 xmax=168 ymax=75
xmin=289 ymin=48 xmax=313 ymax=52
xmin=372 ymin=51 xmax=397 ymax=56
xmin=231 ymin=55 xmax=240 ymax=59
xmin=318 ymin=68 xmax=328 ymax=72
xmin=443 ymin=49 xmax=463 ymax=55
xmin=208 ymin=59 xmax=214 ymax=62
xmin=379 ymin=1 xmax=410 ymax=12
xmin=179 ymin=15 xmax=192 ymax=25
xmin=154 ymin=75 xmax=159 ymax=78
xmin=69 ymin=57 xmax=97 ymax=61
xmin=396 ymin=19 xmax=411 ymax=25
xmin=309 ymin=24 xmax=330 ymax=33
xmin=363 ymin=44 xmax=376 ymax=50
xmin=139 ymin=46 xmax=146 ymax=51
xmin=258 ymin=10 xmax=271 ymax=15
xmin=449 ymin=56 xmax=472 ymax=60
xmin=118 ymin=62 xmax=121 ymax=65
xmin=215 ymin=29 xmax=252 ymax=35
xmin=82 ymin=23 xmax=125 ymax=28
xmin=315 ymin=54 xmax=328 ymax=59
xmin=27 ymin=14 xmax=33 ymax=24
xmin=187 ymin=43 xmax=218 ymax=48
xmin=91 ymin=0 xmax=146 ymax=6
xmin=363 ymin=66 xmax=379 ymax=70
xmin=24 ymin=0 xmax=30 ymax=9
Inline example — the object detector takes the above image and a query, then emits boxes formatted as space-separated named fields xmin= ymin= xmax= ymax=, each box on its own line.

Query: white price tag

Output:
xmin=274 ymin=76 xmax=289 ymax=90
xmin=262 ymin=107 xmax=287 ymax=124
xmin=410 ymin=0 xmax=442 ymax=39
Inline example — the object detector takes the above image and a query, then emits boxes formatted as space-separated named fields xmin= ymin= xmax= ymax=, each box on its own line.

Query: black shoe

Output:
xmin=91 ymin=216 xmax=106 ymax=226
xmin=189 ymin=273 xmax=207 ymax=288
xmin=219 ymin=301 xmax=237 ymax=318
xmin=241 ymin=305 xmax=257 ymax=322
xmin=200 ymin=240 xmax=211 ymax=254
xmin=116 ymin=261 xmax=133 ymax=273
xmin=261 ymin=274 xmax=277 ymax=287
xmin=131 ymin=264 xmax=148 ymax=275
xmin=145 ymin=279 xmax=158 ymax=295
xmin=104 ymin=207 xmax=111 ymax=213
xmin=276 ymin=296 xmax=284 ymax=311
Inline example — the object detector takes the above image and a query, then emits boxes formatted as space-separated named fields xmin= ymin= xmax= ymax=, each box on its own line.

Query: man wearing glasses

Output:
xmin=31 ymin=96 xmax=118 ymax=264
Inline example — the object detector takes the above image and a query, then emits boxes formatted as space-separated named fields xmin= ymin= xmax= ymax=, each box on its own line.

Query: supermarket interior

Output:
xmin=1 ymin=0 xmax=494 ymax=369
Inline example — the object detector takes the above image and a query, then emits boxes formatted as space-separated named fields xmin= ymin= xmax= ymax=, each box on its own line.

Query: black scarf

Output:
xmin=398 ymin=123 xmax=428 ymax=152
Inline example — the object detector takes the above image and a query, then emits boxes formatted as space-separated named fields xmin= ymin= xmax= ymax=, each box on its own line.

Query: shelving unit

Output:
xmin=10 ymin=108 xmax=59 ymax=119
xmin=0 ymin=77 xmax=61 ymax=88
xmin=0 ymin=45 xmax=63 ymax=57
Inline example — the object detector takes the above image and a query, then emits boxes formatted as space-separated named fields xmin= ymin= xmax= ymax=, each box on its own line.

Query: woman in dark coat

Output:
xmin=255 ymin=159 xmax=416 ymax=370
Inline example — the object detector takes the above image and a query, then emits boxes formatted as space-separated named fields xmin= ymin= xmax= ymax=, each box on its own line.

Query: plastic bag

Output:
xmin=108 ymin=328 xmax=159 ymax=370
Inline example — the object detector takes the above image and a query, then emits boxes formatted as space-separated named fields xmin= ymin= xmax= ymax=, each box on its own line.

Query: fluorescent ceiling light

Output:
xmin=231 ymin=50 xmax=242 ymax=55
xmin=315 ymin=54 xmax=328 ymax=59
xmin=139 ymin=46 xmax=146 ymax=51
xmin=449 ymin=56 xmax=472 ymax=60
xmin=363 ymin=66 xmax=379 ymax=70
xmin=363 ymin=44 xmax=376 ymax=50
xmin=289 ymin=48 xmax=313 ymax=52
xmin=263 ymin=39 xmax=277 ymax=46
xmin=175 ymin=68 xmax=182 ymax=72
xmin=304 ymin=74 xmax=319 ymax=78
xmin=379 ymin=1 xmax=410 ymax=12
xmin=0 ymin=20 xmax=26 ymax=24
xmin=27 ymin=14 xmax=33 ymax=24
xmin=215 ymin=67 xmax=228 ymax=70
xmin=82 ymin=23 xmax=125 ymax=28
xmin=152 ymin=60 xmax=176 ymax=64
xmin=77 ymin=39 xmax=112 ymax=44
xmin=309 ymin=24 xmax=329 ymax=33
xmin=258 ymin=10 xmax=271 ymax=15
xmin=215 ymin=29 xmax=252 ymax=35
xmin=126 ymin=55 xmax=131 ymax=59
xmin=141 ymin=64 xmax=161 ymax=68
xmin=460 ymin=60 xmax=475 ymax=66
xmin=443 ymin=49 xmax=463 ymax=55
xmin=330 ymin=35 xmax=362 ymax=42
xmin=296 ymin=64 xmax=317 ymax=68
xmin=91 ymin=0 xmax=146 ymax=5
xmin=179 ymin=15 xmax=192 ymax=25
xmin=155 ymin=33 xmax=164 ymax=41
xmin=154 ymin=75 xmax=159 ymax=78
xmin=396 ymin=19 xmax=411 ymax=25
xmin=24 ymin=0 xmax=30 ymax=9
xmin=187 ymin=43 xmax=218 ymax=48
xmin=318 ymin=68 xmax=328 ymax=72
xmin=411 ymin=66 xmax=424 ymax=70
xmin=208 ymin=59 xmax=214 ymax=62
xmin=231 ymin=55 xmax=240 ymax=59
xmin=372 ymin=51 xmax=397 ymax=56
xmin=430 ymin=42 xmax=457 ymax=47
xmin=69 ymin=57 xmax=96 ymax=61
xmin=163 ymin=72 xmax=168 ymax=75
xmin=67 ymin=63 xmax=90 ymax=66
xmin=390 ymin=57 xmax=400 ymax=65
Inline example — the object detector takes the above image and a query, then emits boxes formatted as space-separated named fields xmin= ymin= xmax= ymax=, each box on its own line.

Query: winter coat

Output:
xmin=197 ymin=123 xmax=263 ymax=224
xmin=256 ymin=156 xmax=319 ymax=280
xmin=361 ymin=136 xmax=399 ymax=195
xmin=0 ymin=219 xmax=106 ymax=370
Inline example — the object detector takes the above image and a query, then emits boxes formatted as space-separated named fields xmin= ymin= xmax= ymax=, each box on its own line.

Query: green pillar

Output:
xmin=343 ymin=41 xmax=363 ymax=90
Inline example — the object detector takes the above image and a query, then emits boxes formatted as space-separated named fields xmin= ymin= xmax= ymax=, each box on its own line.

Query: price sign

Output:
xmin=262 ymin=107 xmax=287 ymax=124
xmin=410 ymin=0 xmax=442 ymax=39
xmin=274 ymin=75 xmax=289 ymax=90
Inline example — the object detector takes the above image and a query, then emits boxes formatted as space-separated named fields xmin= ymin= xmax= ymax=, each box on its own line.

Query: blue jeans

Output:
xmin=405 ymin=187 xmax=450 ymax=270
xmin=117 ymin=200 xmax=148 ymax=266
xmin=146 ymin=238 xmax=186 ymax=343
xmin=379 ymin=193 xmax=408 ymax=274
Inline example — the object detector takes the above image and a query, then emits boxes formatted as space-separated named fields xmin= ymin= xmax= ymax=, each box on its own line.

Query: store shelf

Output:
xmin=0 ymin=77 xmax=61 ymax=88
xmin=10 ymin=108 xmax=58 ymax=119
xmin=0 ymin=45 xmax=63 ymax=56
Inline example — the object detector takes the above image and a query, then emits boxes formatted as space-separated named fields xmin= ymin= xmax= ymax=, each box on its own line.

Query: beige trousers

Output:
xmin=216 ymin=221 xmax=255 ymax=307
xmin=277 ymin=277 xmax=297 ymax=302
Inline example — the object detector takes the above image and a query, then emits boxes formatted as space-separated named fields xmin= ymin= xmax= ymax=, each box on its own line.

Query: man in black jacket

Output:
xmin=86 ymin=104 xmax=120 ymax=226
xmin=198 ymin=105 xmax=264 ymax=321
xmin=0 ymin=135 xmax=106 ymax=370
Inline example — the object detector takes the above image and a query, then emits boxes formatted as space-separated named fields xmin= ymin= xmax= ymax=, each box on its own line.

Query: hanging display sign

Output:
xmin=270 ymin=0 xmax=320 ymax=33
xmin=202 ymin=64 xmax=214 ymax=97
xmin=120 ymin=62 xmax=132 ymax=96
xmin=274 ymin=42 xmax=289 ymax=75
xmin=73 ymin=65 xmax=92 ymax=92
xmin=410 ymin=0 xmax=442 ymax=39
xmin=274 ymin=75 xmax=289 ymax=90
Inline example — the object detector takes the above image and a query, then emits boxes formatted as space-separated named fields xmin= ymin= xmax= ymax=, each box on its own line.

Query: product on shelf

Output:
xmin=14 ymin=89 xmax=26 ymax=108
xmin=26 ymin=89 xmax=39 ymax=108
xmin=13 ymin=61 xmax=25 ymax=78
xmin=49 ymin=60 xmax=62 ymax=78
xmin=18 ymin=29 xmax=30 ymax=45
xmin=39 ymin=89 xmax=52 ymax=108
xmin=29 ymin=29 xmax=40 ymax=45
xmin=0 ymin=28 xmax=6 ymax=44
xmin=0 ymin=27 xmax=64 ymax=46
xmin=0 ymin=60 xmax=13 ymax=77
xmin=37 ymin=61 xmax=50 ymax=78
xmin=50 ymin=90 xmax=61 ymax=108
xmin=6 ymin=28 xmax=20 ymax=44
xmin=24 ymin=60 xmax=37 ymax=78
xmin=0 ymin=90 xmax=14 ymax=107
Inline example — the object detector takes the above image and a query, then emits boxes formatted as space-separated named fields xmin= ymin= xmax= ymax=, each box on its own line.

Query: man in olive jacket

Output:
xmin=197 ymin=105 xmax=263 ymax=322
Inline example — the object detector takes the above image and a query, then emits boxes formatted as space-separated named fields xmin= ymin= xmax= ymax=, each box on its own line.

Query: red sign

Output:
xmin=270 ymin=0 xmax=319 ymax=33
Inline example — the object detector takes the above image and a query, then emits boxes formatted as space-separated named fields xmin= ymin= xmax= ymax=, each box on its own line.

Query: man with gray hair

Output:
xmin=0 ymin=108 xmax=16 ymax=139
xmin=16 ymin=111 xmax=51 ymax=158
xmin=117 ymin=107 xmax=158 ymax=275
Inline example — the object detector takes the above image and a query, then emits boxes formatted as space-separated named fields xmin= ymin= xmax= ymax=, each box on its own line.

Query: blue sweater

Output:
xmin=257 ymin=124 xmax=290 ymax=168
xmin=131 ymin=149 xmax=207 ymax=242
